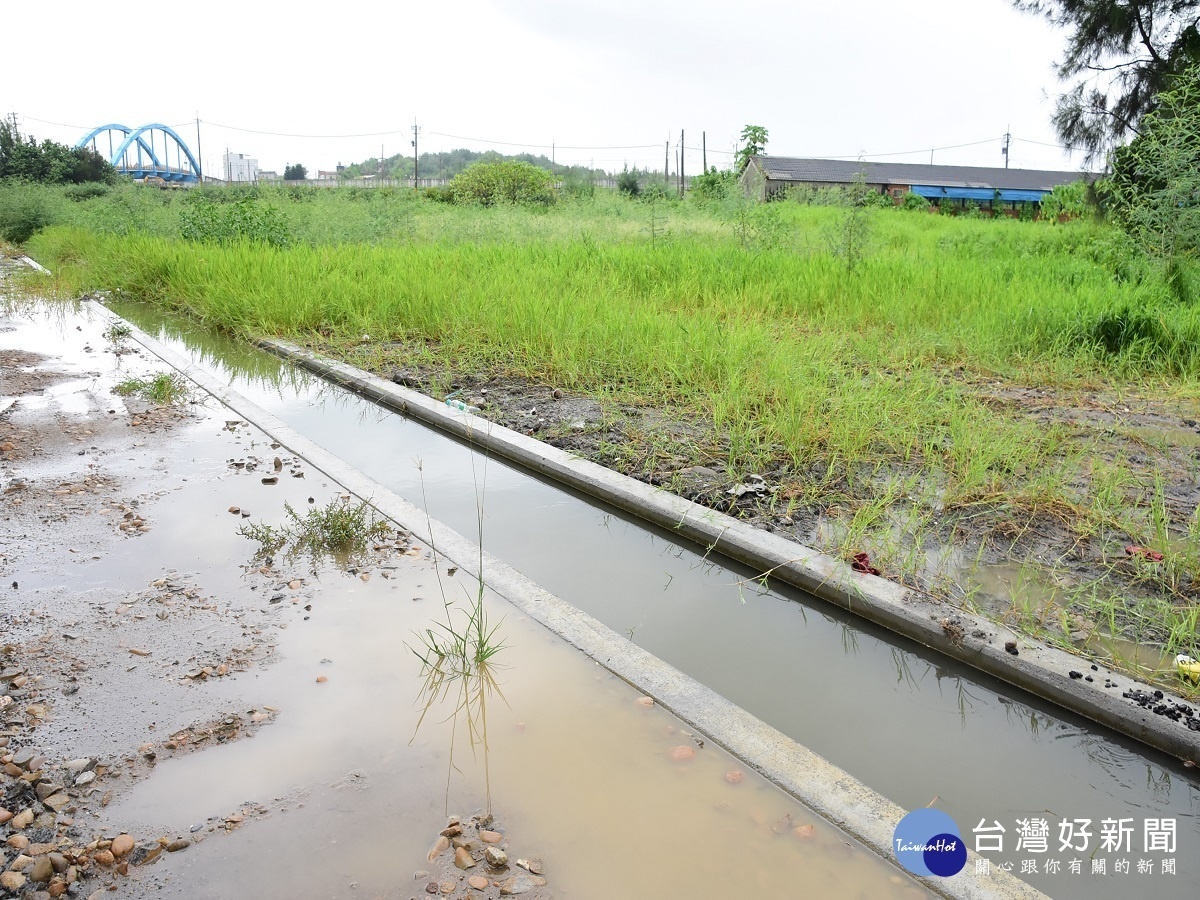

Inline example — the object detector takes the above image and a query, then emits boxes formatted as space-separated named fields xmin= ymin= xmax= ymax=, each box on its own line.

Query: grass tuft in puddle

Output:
xmin=238 ymin=496 xmax=392 ymax=565
xmin=409 ymin=453 xmax=507 ymax=816
xmin=112 ymin=372 xmax=189 ymax=404
xmin=102 ymin=321 xmax=132 ymax=343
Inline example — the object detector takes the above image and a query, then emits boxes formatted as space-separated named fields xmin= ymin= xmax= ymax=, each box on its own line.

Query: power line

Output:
xmin=817 ymin=136 xmax=1006 ymax=159
xmin=428 ymin=130 xmax=661 ymax=150
xmin=1011 ymin=136 xmax=1073 ymax=150
xmin=21 ymin=115 xmax=93 ymax=129
xmin=22 ymin=115 xmax=193 ymax=131
xmin=201 ymin=119 xmax=408 ymax=139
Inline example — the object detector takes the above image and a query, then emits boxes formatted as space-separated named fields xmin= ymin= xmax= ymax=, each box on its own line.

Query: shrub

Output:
xmin=0 ymin=182 xmax=54 ymax=243
xmin=449 ymin=160 xmax=555 ymax=206
xmin=423 ymin=185 xmax=455 ymax=203
xmin=64 ymin=182 xmax=111 ymax=202
xmin=617 ymin=167 xmax=641 ymax=197
xmin=1041 ymin=180 xmax=1094 ymax=221
xmin=639 ymin=181 xmax=671 ymax=202
xmin=690 ymin=167 xmax=737 ymax=202
xmin=900 ymin=191 xmax=931 ymax=211
xmin=858 ymin=188 xmax=892 ymax=209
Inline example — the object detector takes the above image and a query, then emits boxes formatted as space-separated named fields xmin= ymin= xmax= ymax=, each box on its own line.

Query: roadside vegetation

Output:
xmin=111 ymin=372 xmax=189 ymax=404
xmin=9 ymin=142 xmax=1200 ymax=688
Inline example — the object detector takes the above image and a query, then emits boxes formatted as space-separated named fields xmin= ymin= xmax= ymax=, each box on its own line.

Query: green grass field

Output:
xmin=13 ymin=181 xmax=1200 ymax=676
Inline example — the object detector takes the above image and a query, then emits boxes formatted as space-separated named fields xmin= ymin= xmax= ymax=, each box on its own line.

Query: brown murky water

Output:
xmin=101 ymin=557 xmax=925 ymax=899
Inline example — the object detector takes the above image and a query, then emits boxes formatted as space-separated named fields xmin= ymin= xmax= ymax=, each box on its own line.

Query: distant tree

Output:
xmin=735 ymin=125 xmax=769 ymax=172
xmin=283 ymin=163 xmax=307 ymax=181
xmin=1012 ymin=1 xmax=1200 ymax=163
xmin=617 ymin=166 xmax=641 ymax=197
xmin=1101 ymin=64 xmax=1200 ymax=296
xmin=0 ymin=120 xmax=116 ymax=184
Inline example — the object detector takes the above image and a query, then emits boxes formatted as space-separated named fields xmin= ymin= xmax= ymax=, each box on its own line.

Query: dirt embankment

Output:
xmin=335 ymin=337 xmax=1200 ymax=669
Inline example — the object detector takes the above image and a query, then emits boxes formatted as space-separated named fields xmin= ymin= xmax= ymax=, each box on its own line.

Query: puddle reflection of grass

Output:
xmin=238 ymin=495 xmax=393 ymax=573
xmin=409 ymin=453 xmax=508 ymax=816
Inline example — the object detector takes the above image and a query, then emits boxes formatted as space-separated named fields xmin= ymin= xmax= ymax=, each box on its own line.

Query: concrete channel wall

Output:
xmin=257 ymin=340 xmax=1200 ymax=767
xmin=79 ymin=299 xmax=1047 ymax=900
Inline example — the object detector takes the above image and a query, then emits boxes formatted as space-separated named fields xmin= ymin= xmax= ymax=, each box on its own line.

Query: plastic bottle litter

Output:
xmin=1176 ymin=654 xmax=1200 ymax=683
xmin=445 ymin=398 xmax=480 ymax=414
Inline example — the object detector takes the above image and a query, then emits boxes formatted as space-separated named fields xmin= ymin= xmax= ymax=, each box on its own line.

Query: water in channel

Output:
xmin=115 ymin=301 xmax=1200 ymax=900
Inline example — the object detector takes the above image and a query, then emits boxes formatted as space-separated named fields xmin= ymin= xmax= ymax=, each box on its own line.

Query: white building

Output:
xmin=223 ymin=151 xmax=259 ymax=183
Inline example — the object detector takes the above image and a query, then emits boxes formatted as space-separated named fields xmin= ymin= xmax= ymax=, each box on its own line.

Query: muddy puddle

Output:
xmin=0 ymin=295 xmax=928 ymax=898
xmin=76 ymin=298 xmax=1200 ymax=900
xmin=102 ymin=555 xmax=921 ymax=900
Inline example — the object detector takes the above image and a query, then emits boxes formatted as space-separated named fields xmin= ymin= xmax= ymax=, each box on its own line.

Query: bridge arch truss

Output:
xmin=77 ymin=124 xmax=202 ymax=184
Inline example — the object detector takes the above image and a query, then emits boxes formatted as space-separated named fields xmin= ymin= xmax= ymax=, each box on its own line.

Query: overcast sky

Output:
xmin=3 ymin=0 xmax=1083 ymax=177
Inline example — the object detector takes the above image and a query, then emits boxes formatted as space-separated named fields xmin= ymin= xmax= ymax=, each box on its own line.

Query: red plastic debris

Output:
xmin=1124 ymin=544 xmax=1164 ymax=562
xmin=850 ymin=551 xmax=881 ymax=576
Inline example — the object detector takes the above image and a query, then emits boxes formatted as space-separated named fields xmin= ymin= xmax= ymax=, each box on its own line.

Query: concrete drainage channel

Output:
xmin=72 ymin=317 xmax=1041 ymax=900
xmin=258 ymin=339 xmax=1200 ymax=765
xmin=93 ymin=295 xmax=1200 ymax=900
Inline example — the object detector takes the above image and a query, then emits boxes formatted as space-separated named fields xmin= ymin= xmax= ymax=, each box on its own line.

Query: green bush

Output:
xmin=1041 ymin=180 xmax=1094 ymax=221
xmin=858 ymin=188 xmax=892 ymax=209
xmin=449 ymin=160 xmax=555 ymax=206
xmin=639 ymin=181 xmax=671 ymax=202
xmin=64 ymin=182 xmax=111 ymax=202
xmin=617 ymin=167 xmax=641 ymax=197
xmin=423 ymin=185 xmax=455 ymax=203
xmin=900 ymin=191 xmax=931 ymax=211
xmin=0 ymin=182 xmax=55 ymax=243
xmin=690 ymin=167 xmax=737 ymax=202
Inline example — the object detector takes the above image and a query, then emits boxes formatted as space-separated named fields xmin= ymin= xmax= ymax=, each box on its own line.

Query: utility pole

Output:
xmin=1002 ymin=127 xmax=1011 ymax=169
xmin=411 ymin=120 xmax=420 ymax=188
xmin=664 ymin=139 xmax=669 ymax=185
xmin=702 ymin=131 xmax=706 ymax=173
xmin=195 ymin=115 xmax=204 ymax=184
xmin=552 ymin=141 xmax=555 ymax=166
xmin=380 ymin=142 xmax=385 ymax=177
xmin=679 ymin=129 xmax=684 ymax=196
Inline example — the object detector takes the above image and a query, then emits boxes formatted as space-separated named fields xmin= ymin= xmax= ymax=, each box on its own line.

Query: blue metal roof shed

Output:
xmin=740 ymin=157 xmax=1096 ymax=202
xmin=910 ymin=185 xmax=1049 ymax=203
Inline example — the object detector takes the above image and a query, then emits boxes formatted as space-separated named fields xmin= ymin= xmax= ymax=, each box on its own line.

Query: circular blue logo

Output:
xmin=893 ymin=809 xmax=966 ymax=877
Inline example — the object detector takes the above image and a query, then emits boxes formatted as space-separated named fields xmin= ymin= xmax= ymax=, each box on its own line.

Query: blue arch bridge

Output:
xmin=77 ymin=124 xmax=202 ymax=184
